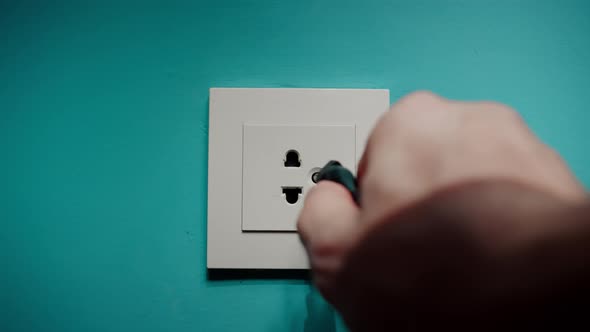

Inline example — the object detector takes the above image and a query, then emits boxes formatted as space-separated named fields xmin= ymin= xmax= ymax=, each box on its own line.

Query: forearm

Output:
xmin=333 ymin=181 xmax=590 ymax=331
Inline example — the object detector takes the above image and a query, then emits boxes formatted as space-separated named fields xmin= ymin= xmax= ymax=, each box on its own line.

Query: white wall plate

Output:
xmin=242 ymin=123 xmax=356 ymax=231
xmin=208 ymin=88 xmax=389 ymax=269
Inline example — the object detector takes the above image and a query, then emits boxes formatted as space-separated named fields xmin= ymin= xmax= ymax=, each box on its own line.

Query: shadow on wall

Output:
xmin=207 ymin=269 xmax=336 ymax=331
xmin=303 ymin=287 xmax=336 ymax=332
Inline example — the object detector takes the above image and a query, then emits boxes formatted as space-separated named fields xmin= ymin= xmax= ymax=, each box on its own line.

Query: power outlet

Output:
xmin=208 ymin=88 xmax=389 ymax=269
xmin=242 ymin=124 xmax=356 ymax=231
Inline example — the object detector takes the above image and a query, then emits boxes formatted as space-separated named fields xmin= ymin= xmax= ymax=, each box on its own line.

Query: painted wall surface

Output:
xmin=2 ymin=1 xmax=589 ymax=331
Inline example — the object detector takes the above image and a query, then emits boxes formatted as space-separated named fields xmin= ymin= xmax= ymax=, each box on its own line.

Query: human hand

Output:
xmin=297 ymin=91 xmax=587 ymax=330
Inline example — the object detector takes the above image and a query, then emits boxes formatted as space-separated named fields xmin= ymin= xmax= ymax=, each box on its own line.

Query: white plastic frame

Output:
xmin=207 ymin=88 xmax=389 ymax=269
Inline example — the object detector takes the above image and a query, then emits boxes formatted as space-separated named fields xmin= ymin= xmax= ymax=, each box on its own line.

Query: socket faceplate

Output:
xmin=242 ymin=124 xmax=356 ymax=231
xmin=208 ymin=88 xmax=389 ymax=269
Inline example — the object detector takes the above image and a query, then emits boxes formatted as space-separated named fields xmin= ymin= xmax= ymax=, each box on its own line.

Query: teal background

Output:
xmin=1 ymin=1 xmax=589 ymax=331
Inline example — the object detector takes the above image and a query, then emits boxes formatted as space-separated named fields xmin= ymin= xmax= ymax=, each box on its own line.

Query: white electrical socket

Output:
xmin=208 ymin=88 xmax=389 ymax=269
xmin=242 ymin=123 xmax=356 ymax=231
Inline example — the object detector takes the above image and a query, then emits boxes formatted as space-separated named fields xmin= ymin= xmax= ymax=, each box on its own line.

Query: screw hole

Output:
xmin=311 ymin=172 xmax=320 ymax=183
xmin=284 ymin=150 xmax=301 ymax=167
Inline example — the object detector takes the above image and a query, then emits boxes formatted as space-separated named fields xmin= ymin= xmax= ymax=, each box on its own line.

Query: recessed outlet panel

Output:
xmin=208 ymin=88 xmax=389 ymax=269
xmin=242 ymin=124 xmax=356 ymax=231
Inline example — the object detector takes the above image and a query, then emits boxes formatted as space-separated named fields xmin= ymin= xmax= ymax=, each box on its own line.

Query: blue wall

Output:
xmin=2 ymin=1 xmax=589 ymax=331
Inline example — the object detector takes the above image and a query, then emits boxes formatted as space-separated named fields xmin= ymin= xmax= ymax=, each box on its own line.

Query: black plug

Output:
xmin=315 ymin=160 xmax=360 ymax=204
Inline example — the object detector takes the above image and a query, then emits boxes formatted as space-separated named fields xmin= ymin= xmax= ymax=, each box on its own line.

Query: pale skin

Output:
xmin=297 ymin=92 xmax=589 ymax=331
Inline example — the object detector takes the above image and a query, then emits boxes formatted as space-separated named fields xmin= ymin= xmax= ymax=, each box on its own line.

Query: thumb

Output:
xmin=297 ymin=181 xmax=361 ymax=275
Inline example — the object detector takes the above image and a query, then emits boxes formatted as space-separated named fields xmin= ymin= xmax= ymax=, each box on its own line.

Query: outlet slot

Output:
xmin=284 ymin=150 xmax=301 ymax=167
xmin=282 ymin=187 xmax=302 ymax=204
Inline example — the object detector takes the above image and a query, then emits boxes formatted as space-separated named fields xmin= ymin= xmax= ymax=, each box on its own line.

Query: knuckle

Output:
xmin=402 ymin=90 xmax=441 ymax=104
xmin=369 ymin=92 xmax=443 ymax=152
xmin=370 ymin=111 xmax=396 ymax=140
xmin=395 ymin=91 xmax=443 ymax=111
xmin=485 ymin=102 xmax=523 ymax=123
xmin=499 ymin=106 xmax=521 ymax=121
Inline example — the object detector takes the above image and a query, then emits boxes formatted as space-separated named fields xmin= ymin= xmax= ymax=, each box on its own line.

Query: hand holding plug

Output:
xmin=297 ymin=91 xmax=587 ymax=331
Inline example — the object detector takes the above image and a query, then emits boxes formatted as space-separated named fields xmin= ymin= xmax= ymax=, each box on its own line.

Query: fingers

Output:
xmin=297 ymin=181 xmax=361 ymax=262
xmin=358 ymin=91 xmax=446 ymax=183
xmin=358 ymin=91 xmax=450 ymax=222
xmin=297 ymin=181 xmax=361 ymax=299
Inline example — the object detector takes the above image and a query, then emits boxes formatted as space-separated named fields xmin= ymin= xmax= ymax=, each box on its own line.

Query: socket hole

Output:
xmin=282 ymin=187 xmax=302 ymax=204
xmin=284 ymin=150 xmax=301 ymax=167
